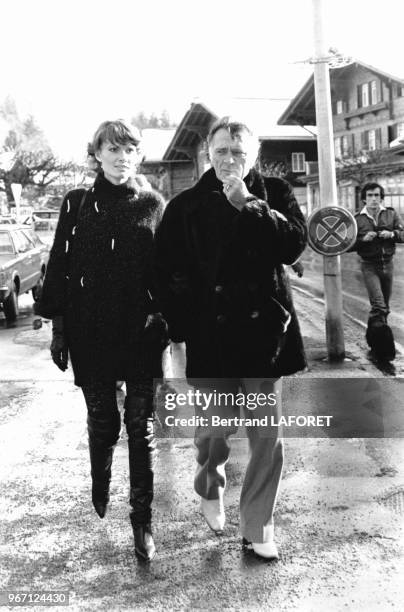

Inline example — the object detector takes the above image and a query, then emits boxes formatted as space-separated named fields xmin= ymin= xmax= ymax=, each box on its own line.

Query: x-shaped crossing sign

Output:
xmin=308 ymin=206 xmax=357 ymax=255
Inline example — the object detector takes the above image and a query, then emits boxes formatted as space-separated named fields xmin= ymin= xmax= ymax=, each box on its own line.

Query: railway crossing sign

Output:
xmin=307 ymin=206 xmax=357 ymax=255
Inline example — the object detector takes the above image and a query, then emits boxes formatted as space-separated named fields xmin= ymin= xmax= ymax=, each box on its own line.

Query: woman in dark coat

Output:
xmin=154 ymin=117 xmax=307 ymax=559
xmin=37 ymin=119 xmax=166 ymax=560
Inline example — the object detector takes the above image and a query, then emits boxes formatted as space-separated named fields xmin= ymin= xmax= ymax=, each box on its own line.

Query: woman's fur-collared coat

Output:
xmin=154 ymin=167 xmax=307 ymax=379
xmin=37 ymin=172 xmax=165 ymax=386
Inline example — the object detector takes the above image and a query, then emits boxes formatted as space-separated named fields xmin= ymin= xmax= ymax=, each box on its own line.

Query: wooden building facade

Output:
xmin=278 ymin=60 xmax=404 ymax=215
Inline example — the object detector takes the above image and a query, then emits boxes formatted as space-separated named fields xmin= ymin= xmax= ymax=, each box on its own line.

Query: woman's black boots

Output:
xmin=124 ymin=395 xmax=156 ymax=560
xmin=87 ymin=406 xmax=121 ymax=519
xmin=89 ymin=443 xmax=114 ymax=518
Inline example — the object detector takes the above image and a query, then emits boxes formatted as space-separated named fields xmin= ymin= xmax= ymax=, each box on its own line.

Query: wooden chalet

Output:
xmin=278 ymin=60 xmax=404 ymax=214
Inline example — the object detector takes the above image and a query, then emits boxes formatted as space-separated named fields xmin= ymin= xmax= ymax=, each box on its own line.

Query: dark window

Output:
xmin=389 ymin=124 xmax=398 ymax=141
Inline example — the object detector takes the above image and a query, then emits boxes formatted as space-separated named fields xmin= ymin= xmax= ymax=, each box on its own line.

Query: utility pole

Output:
xmin=312 ymin=0 xmax=345 ymax=360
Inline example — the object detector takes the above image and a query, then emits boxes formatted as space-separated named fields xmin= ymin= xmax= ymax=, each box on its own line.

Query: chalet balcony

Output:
xmin=341 ymin=101 xmax=389 ymax=129
xmin=343 ymin=101 xmax=388 ymax=119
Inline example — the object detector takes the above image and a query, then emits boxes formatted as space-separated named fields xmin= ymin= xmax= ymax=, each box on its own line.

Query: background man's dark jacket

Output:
xmin=154 ymin=168 xmax=307 ymax=379
xmin=353 ymin=207 xmax=404 ymax=262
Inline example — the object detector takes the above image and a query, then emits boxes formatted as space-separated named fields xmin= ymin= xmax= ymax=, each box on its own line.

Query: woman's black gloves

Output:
xmin=144 ymin=313 xmax=170 ymax=351
xmin=51 ymin=315 xmax=68 ymax=371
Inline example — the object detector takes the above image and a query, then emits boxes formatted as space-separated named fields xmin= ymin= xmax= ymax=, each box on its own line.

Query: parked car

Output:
xmin=23 ymin=209 xmax=59 ymax=229
xmin=22 ymin=209 xmax=60 ymax=246
xmin=0 ymin=224 xmax=50 ymax=322
xmin=0 ymin=216 xmax=17 ymax=224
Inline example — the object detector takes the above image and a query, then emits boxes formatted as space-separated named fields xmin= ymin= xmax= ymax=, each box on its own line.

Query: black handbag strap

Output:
xmin=76 ymin=189 xmax=87 ymax=224
xmin=65 ymin=189 xmax=87 ymax=275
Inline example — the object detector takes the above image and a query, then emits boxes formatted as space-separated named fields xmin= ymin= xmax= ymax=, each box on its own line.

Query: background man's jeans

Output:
xmin=360 ymin=259 xmax=393 ymax=319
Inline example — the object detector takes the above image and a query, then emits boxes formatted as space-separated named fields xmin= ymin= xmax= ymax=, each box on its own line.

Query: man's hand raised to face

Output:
xmin=223 ymin=175 xmax=253 ymax=211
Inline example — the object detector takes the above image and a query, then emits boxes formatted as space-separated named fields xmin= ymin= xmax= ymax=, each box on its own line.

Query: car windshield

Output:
xmin=0 ymin=231 xmax=14 ymax=254
xmin=22 ymin=229 xmax=44 ymax=246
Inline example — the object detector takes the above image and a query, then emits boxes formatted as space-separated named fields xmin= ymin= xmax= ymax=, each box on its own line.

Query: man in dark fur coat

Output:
xmin=154 ymin=117 xmax=307 ymax=558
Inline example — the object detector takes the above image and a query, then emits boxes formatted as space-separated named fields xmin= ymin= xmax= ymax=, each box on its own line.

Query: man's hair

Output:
xmin=91 ymin=119 xmax=141 ymax=154
xmin=207 ymin=116 xmax=254 ymax=145
xmin=361 ymin=182 xmax=385 ymax=201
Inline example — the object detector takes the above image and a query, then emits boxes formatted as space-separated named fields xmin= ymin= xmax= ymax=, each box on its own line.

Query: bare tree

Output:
xmin=0 ymin=97 xmax=80 ymax=208
xmin=0 ymin=151 xmax=79 ymax=200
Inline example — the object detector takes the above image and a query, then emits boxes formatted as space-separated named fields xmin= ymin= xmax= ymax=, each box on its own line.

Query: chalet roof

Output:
xmin=141 ymin=128 xmax=176 ymax=162
xmin=278 ymin=60 xmax=404 ymax=127
xmin=163 ymin=98 xmax=316 ymax=162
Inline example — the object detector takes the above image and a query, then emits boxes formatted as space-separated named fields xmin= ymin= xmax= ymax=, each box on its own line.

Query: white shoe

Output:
xmin=251 ymin=540 xmax=279 ymax=559
xmin=243 ymin=525 xmax=279 ymax=559
xmin=200 ymin=496 xmax=225 ymax=534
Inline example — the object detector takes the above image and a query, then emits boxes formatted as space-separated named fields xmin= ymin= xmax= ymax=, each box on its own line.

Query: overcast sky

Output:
xmin=0 ymin=0 xmax=401 ymax=161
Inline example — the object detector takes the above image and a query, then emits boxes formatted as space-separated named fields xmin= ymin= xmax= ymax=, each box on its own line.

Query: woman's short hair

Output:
xmin=87 ymin=119 xmax=142 ymax=174
xmin=91 ymin=119 xmax=141 ymax=153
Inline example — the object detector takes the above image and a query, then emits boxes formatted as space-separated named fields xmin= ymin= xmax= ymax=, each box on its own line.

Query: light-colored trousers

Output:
xmin=193 ymin=378 xmax=283 ymax=543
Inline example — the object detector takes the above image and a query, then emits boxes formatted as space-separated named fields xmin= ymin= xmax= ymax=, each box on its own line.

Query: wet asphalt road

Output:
xmin=0 ymin=293 xmax=404 ymax=611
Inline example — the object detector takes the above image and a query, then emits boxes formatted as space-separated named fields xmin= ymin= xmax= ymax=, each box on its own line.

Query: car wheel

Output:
xmin=32 ymin=273 xmax=44 ymax=302
xmin=3 ymin=284 xmax=19 ymax=322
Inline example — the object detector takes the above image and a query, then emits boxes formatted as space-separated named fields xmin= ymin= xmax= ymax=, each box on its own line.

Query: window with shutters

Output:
xmin=368 ymin=130 xmax=376 ymax=150
xmin=361 ymin=83 xmax=369 ymax=107
xmin=357 ymin=81 xmax=380 ymax=108
xmin=334 ymin=138 xmax=342 ymax=159
xmin=291 ymin=152 xmax=305 ymax=173
xmin=392 ymin=84 xmax=404 ymax=98
xmin=370 ymin=80 xmax=378 ymax=105
xmin=336 ymin=100 xmax=345 ymax=114
xmin=342 ymin=136 xmax=349 ymax=156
